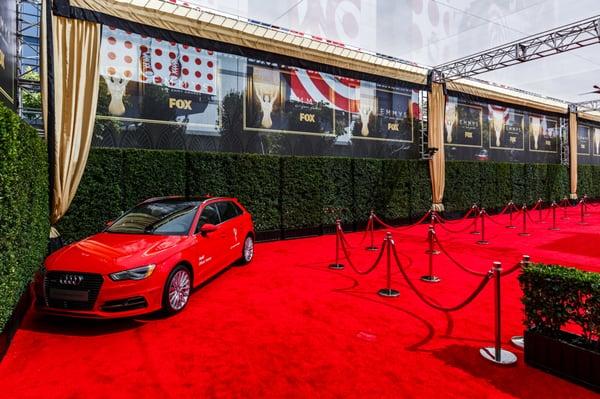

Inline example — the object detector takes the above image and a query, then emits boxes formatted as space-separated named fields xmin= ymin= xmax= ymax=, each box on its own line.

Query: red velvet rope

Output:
xmin=482 ymin=210 xmax=510 ymax=227
xmin=391 ymin=242 xmax=493 ymax=312
xmin=338 ymin=227 xmax=387 ymax=275
xmin=434 ymin=206 xmax=477 ymax=224
xmin=433 ymin=235 xmax=491 ymax=277
xmin=372 ymin=210 xmax=431 ymax=231
xmin=500 ymin=262 xmax=524 ymax=277
xmin=434 ymin=216 xmax=478 ymax=233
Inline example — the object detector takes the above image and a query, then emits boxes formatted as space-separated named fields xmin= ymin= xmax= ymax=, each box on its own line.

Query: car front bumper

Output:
xmin=34 ymin=271 xmax=165 ymax=319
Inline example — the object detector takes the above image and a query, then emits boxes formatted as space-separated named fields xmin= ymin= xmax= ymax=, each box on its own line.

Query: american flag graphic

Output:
xmin=100 ymin=26 xmax=217 ymax=95
xmin=289 ymin=68 xmax=420 ymax=118
xmin=289 ymin=68 xmax=360 ymax=113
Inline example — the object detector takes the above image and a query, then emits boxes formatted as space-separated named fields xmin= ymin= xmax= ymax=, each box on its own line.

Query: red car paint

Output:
xmin=35 ymin=196 xmax=254 ymax=318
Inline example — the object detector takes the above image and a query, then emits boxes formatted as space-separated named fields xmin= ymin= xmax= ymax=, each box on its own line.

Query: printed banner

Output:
xmin=244 ymin=60 xmax=417 ymax=142
xmin=98 ymin=26 xmax=219 ymax=131
xmin=488 ymin=105 xmax=524 ymax=150
xmin=577 ymin=124 xmax=591 ymax=155
xmin=444 ymin=95 xmax=563 ymax=163
xmin=445 ymin=99 xmax=482 ymax=147
xmin=0 ymin=0 xmax=16 ymax=107
xmin=528 ymin=115 xmax=559 ymax=153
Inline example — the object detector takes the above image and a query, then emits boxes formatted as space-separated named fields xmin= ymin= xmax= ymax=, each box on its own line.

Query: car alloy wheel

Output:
xmin=242 ymin=236 xmax=254 ymax=263
xmin=167 ymin=267 xmax=191 ymax=312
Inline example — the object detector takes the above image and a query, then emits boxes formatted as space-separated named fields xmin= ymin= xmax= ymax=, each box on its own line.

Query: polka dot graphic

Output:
xmin=101 ymin=26 xmax=218 ymax=95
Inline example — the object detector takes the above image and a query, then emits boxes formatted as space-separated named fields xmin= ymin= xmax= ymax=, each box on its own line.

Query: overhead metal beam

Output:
xmin=434 ymin=16 xmax=600 ymax=82
xmin=572 ymin=99 xmax=600 ymax=113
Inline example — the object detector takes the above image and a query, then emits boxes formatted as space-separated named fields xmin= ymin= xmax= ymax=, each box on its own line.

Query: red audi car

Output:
xmin=35 ymin=196 xmax=255 ymax=318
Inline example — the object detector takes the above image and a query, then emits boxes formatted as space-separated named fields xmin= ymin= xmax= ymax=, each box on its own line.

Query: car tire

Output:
xmin=162 ymin=265 xmax=192 ymax=315
xmin=240 ymin=235 xmax=254 ymax=265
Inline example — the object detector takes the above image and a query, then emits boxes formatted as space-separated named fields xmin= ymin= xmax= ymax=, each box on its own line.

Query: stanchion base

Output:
xmin=378 ymin=288 xmax=400 ymax=297
xmin=425 ymin=249 xmax=440 ymax=255
xmin=328 ymin=263 xmax=345 ymax=270
xmin=511 ymin=336 xmax=524 ymax=349
xmin=420 ymin=275 xmax=441 ymax=283
xmin=365 ymin=246 xmax=379 ymax=251
xmin=548 ymin=227 xmax=560 ymax=231
xmin=518 ymin=232 xmax=531 ymax=237
xmin=470 ymin=231 xmax=481 ymax=235
xmin=479 ymin=347 xmax=517 ymax=365
xmin=505 ymin=225 xmax=516 ymax=229
xmin=476 ymin=240 xmax=489 ymax=245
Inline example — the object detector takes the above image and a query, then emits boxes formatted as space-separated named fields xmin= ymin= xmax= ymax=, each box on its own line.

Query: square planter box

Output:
xmin=524 ymin=330 xmax=600 ymax=392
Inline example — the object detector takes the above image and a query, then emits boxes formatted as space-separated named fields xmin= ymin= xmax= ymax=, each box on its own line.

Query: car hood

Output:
xmin=45 ymin=232 xmax=191 ymax=274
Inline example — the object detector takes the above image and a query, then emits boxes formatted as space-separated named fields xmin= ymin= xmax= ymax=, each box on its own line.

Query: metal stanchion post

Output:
xmin=519 ymin=205 xmax=530 ymax=237
xmin=506 ymin=201 xmax=516 ymax=229
xmin=365 ymin=210 xmax=378 ymax=251
xmin=378 ymin=232 xmax=399 ymax=297
xmin=470 ymin=204 xmax=481 ymax=235
xmin=328 ymin=219 xmax=345 ymax=270
xmin=561 ymin=196 xmax=569 ymax=220
xmin=537 ymin=199 xmax=545 ymax=224
xmin=480 ymin=261 xmax=518 ymax=365
xmin=578 ymin=199 xmax=587 ymax=225
xmin=421 ymin=226 xmax=441 ymax=283
xmin=477 ymin=209 xmax=489 ymax=245
xmin=549 ymin=202 xmax=559 ymax=231
xmin=511 ymin=255 xmax=530 ymax=349
xmin=584 ymin=194 xmax=589 ymax=216
xmin=424 ymin=223 xmax=440 ymax=255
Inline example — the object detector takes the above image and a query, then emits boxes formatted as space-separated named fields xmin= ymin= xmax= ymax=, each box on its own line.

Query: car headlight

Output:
xmin=109 ymin=264 xmax=156 ymax=281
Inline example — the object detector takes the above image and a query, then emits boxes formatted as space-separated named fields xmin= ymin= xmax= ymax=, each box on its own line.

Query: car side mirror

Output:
xmin=199 ymin=223 xmax=218 ymax=234
xmin=104 ymin=220 xmax=114 ymax=227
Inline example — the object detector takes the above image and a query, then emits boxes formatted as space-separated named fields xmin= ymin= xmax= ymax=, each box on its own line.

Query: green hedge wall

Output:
xmin=444 ymin=161 xmax=570 ymax=212
xmin=59 ymin=149 xmax=433 ymax=241
xmin=0 ymin=105 xmax=48 ymax=333
xmin=59 ymin=147 xmax=583 ymax=243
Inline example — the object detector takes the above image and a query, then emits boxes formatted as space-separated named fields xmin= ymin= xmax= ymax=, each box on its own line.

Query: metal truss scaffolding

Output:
xmin=572 ymin=99 xmax=600 ymax=113
xmin=17 ymin=0 xmax=42 ymax=132
xmin=434 ymin=16 xmax=600 ymax=82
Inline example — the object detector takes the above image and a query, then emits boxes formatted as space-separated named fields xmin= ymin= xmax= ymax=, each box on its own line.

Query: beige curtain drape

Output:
xmin=49 ymin=16 xmax=101 ymax=225
xmin=428 ymin=83 xmax=446 ymax=212
xmin=569 ymin=111 xmax=578 ymax=199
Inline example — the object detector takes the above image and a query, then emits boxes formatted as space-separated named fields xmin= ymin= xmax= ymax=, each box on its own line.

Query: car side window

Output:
xmin=195 ymin=203 xmax=220 ymax=233
xmin=216 ymin=201 xmax=241 ymax=223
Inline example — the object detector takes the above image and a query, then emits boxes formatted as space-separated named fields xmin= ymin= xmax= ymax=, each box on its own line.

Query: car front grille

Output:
xmin=44 ymin=271 xmax=104 ymax=310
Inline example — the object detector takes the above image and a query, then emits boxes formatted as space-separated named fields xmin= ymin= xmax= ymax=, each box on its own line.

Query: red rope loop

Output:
xmin=434 ymin=207 xmax=476 ymax=224
xmin=391 ymin=242 xmax=493 ymax=312
xmin=434 ymin=216 xmax=478 ymax=233
xmin=372 ymin=210 xmax=431 ymax=231
xmin=482 ymin=210 xmax=510 ymax=227
xmin=433 ymin=235 xmax=490 ymax=277
xmin=338 ymin=228 xmax=386 ymax=275
xmin=500 ymin=261 xmax=523 ymax=277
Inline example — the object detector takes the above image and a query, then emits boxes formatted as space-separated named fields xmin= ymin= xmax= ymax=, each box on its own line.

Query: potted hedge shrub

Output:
xmin=519 ymin=263 xmax=599 ymax=391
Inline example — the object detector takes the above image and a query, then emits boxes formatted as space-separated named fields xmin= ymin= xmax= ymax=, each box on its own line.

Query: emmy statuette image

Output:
xmin=358 ymin=86 xmax=376 ymax=136
xmin=529 ymin=116 xmax=542 ymax=150
xmin=445 ymin=100 xmax=457 ymax=143
xmin=252 ymin=66 xmax=280 ymax=129
xmin=489 ymin=106 xmax=508 ymax=148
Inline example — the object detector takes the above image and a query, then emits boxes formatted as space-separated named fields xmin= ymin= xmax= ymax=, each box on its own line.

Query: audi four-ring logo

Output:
xmin=59 ymin=274 xmax=84 ymax=286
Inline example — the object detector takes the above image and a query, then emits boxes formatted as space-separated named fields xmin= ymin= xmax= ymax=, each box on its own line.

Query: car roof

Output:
xmin=140 ymin=195 xmax=235 ymax=205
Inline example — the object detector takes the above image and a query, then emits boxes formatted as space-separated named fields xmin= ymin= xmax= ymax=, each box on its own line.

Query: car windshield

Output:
xmin=107 ymin=200 xmax=199 ymax=235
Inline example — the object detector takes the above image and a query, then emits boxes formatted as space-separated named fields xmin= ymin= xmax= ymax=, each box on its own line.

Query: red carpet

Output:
xmin=1 ymin=206 xmax=599 ymax=398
